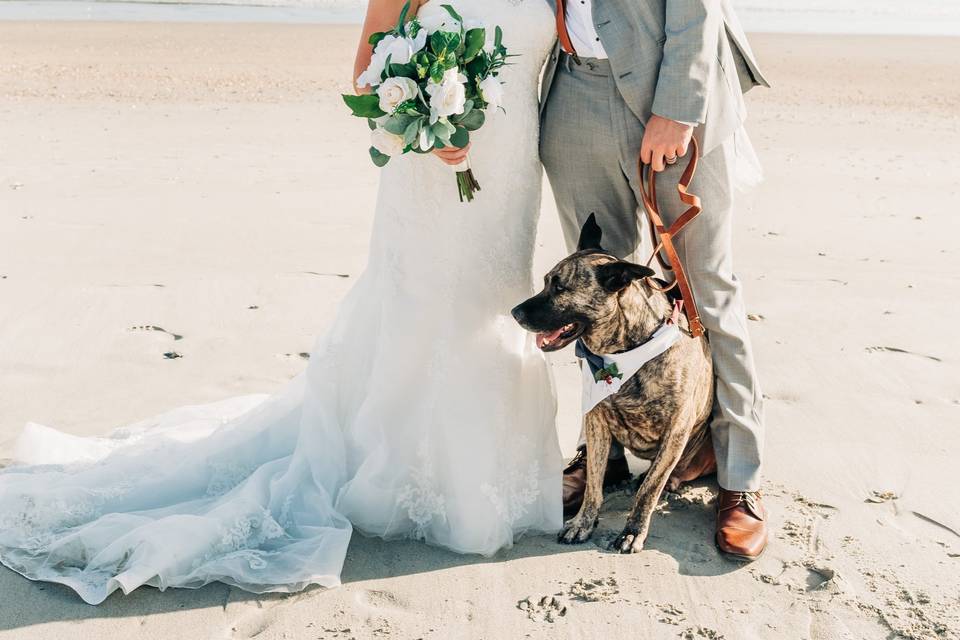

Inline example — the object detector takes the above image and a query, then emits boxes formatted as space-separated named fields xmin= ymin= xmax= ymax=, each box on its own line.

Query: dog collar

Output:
xmin=577 ymin=322 xmax=682 ymax=415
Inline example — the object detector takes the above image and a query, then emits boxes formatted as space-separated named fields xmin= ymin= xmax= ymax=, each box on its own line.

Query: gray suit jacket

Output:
xmin=541 ymin=0 xmax=769 ymax=154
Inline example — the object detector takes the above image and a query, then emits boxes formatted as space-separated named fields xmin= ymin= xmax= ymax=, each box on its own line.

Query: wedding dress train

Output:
xmin=0 ymin=0 xmax=561 ymax=604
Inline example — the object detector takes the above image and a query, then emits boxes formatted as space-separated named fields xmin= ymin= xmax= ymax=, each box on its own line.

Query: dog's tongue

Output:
xmin=536 ymin=327 xmax=567 ymax=350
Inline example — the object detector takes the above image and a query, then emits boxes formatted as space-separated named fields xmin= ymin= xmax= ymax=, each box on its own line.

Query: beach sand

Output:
xmin=1 ymin=22 xmax=959 ymax=639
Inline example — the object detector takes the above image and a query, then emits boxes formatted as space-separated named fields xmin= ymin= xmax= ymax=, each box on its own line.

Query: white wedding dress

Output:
xmin=0 ymin=0 xmax=561 ymax=605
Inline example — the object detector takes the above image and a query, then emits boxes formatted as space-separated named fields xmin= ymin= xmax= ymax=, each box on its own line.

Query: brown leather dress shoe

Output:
xmin=562 ymin=448 xmax=631 ymax=517
xmin=715 ymin=489 xmax=768 ymax=561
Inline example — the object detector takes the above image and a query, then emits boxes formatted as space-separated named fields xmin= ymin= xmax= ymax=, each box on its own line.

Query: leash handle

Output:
xmin=637 ymin=137 xmax=705 ymax=338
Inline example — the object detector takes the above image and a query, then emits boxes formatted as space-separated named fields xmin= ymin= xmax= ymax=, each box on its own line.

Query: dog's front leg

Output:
xmin=613 ymin=420 xmax=690 ymax=554
xmin=558 ymin=410 xmax=612 ymax=544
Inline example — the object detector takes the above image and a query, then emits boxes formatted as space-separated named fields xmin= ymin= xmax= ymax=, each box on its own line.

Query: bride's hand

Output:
xmin=434 ymin=143 xmax=471 ymax=166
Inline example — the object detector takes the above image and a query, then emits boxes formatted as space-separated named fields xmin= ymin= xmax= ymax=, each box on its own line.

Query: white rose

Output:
xmin=356 ymin=33 xmax=425 ymax=88
xmin=478 ymin=75 xmax=504 ymax=111
xmin=426 ymin=68 xmax=467 ymax=122
xmin=370 ymin=127 xmax=406 ymax=157
xmin=377 ymin=76 xmax=418 ymax=113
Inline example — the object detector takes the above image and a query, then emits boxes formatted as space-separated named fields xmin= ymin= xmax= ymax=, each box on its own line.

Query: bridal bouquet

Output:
xmin=343 ymin=2 xmax=510 ymax=202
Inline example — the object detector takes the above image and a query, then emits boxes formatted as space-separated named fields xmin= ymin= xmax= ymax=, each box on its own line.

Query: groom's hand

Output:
xmin=641 ymin=115 xmax=695 ymax=172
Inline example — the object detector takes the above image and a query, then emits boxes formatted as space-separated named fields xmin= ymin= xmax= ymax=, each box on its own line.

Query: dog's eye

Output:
xmin=552 ymin=281 xmax=567 ymax=294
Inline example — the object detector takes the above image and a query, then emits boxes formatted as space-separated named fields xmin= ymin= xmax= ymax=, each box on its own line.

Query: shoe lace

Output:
xmin=723 ymin=490 xmax=762 ymax=513
xmin=564 ymin=448 xmax=587 ymax=473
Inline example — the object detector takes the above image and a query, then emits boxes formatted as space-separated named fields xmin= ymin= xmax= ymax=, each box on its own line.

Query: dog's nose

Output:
xmin=510 ymin=304 xmax=526 ymax=325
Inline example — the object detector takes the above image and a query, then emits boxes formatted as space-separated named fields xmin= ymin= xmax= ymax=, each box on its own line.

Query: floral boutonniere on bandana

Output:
xmin=594 ymin=362 xmax=623 ymax=385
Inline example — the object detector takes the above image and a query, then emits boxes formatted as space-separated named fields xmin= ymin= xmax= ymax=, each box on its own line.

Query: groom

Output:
xmin=540 ymin=0 xmax=770 ymax=560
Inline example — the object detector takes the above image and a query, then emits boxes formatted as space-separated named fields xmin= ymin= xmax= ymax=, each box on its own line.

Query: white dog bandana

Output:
xmin=578 ymin=322 xmax=682 ymax=416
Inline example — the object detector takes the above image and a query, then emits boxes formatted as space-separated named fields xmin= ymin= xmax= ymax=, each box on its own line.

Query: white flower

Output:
xmin=478 ymin=75 xmax=504 ymax=111
xmin=418 ymin=11 xmax=461 ymax=35
xmin=426 ymin=68 xmax=467 ymax=123
xmin=406 ymin=25 xmax=428 ymax=55
xmin=371 ymin=127 xmax=405 ymax=157
xmin=356 ymin=32 xmax=427 ymax=88
xmin=377 ymin=77 xmax=418 ymax=113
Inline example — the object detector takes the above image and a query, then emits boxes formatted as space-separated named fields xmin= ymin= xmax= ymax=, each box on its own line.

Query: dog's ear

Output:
xmin=577 ymin=213 xmax=603 ymax=252
xmin=596 ymin=261 xmax=656 ymax=293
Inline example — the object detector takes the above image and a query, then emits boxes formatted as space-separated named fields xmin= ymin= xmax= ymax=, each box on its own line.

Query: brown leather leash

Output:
xmin=637 ymin=137 xmax=705 ymax=338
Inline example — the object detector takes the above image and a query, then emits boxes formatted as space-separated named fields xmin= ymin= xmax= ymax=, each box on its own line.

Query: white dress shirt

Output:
xmin=564 ymin=1 xmax=697 ymax=127
xmin=565 ymin=0 xmax=608 ymax=59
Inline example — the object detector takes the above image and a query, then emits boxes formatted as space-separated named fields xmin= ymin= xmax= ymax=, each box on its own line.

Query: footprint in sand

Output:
xmin=517 ymin=595 xmax=567 ymax=623
xmin=354 ymin=589 xmax=409 ymax=616
xmin=129 ymin=325 xmax=184 ymax=341
xmin=568 ymin=576 xmax=619 ymax=603
xmin=680 ymin=626 xmax=725 ymax=639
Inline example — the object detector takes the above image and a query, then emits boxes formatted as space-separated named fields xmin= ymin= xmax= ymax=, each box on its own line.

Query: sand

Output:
xmin=1 ymin=21 xmax=959 ymax=640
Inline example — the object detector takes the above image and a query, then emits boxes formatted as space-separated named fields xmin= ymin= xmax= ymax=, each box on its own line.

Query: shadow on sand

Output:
xmin=0 ymin=478 xmax=743 ymax=631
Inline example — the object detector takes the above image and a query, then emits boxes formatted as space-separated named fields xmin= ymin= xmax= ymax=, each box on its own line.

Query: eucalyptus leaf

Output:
xmin=384 ymin=113 xmax=413 ymax=135
xmin=459 ymin=109 xmax=485 ymax=132
xmin=449 ymin=126 xmax=469 ymax=149
xmin=403 ymin=119 xmax=421 ymax=147
xmin=369 ymin=147 xmax=391 ymax=168
xmin=424 ymin=127 xmax=436 ymax=150
xmin=431 ymin=122 xmax=452 ymax=145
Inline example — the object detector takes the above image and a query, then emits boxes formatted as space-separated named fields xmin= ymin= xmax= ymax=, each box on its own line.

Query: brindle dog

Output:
xmin=512 ymin=214 xmax=715 ymax=553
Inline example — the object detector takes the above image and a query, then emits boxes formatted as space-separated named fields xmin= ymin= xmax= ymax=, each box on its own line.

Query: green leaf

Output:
xmin=463 ymin=28 xmax=485 ymax=62
xmin=449 ymin=126 xmax=469 ymax=149
xmin=367 ymin=118 xmax=379 ymax=131
xmin=465 ymin=56 xmax=488 ymax=80
xmin=369 ymin=147 xmax=390 ymax=168
xmin=388 ymin=62 xmax=417 ymax=79
xmin=383 ymin=113 xmax=413 ymax=135
xmin=368 ymin=31 xmax=387 ymax=47
xmin=397 ymin=1 xmax=411 ymax=35
xmin=494 ymin=25 xmax=503 ymax=50
xmin=440 ymin=4 xmax=463 ymax=25
xmin=431 ymin=122 xmax=452 ymax=145
xmin=429 ymin=31 xmax=450 ymax=55
xmin=459 ymin=109 xmax=484 ymax=131
xmin=402 ymin=119 xmax=421 ymax=148
xmin=343 ymin=94 xmax=386 ymax=119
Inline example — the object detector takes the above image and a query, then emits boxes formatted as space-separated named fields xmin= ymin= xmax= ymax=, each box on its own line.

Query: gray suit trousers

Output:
xmin=541 ymin=55 xmax=764 ymax=492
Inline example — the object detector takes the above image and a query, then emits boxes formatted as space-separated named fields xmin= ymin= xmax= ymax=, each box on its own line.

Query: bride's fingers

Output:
xmin=433 ymin=145 xmax=470 ymax=166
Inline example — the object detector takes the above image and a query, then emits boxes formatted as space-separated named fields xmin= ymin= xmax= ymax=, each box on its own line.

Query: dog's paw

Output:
xmin=612 ymin=527 xmax=647 ymax=554
xmin=557 ymin=515 xmax=597 ymax=545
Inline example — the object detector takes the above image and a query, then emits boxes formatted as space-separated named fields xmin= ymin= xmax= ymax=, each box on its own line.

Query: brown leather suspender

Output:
xmin=554 ymin=0 xmax=581 ymax=64
xmin=637 ymin=137 xmax=706 ymax=338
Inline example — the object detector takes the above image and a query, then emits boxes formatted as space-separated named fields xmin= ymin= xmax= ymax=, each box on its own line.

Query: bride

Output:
xmin=0 ymin=0 xmax=561 ymax=605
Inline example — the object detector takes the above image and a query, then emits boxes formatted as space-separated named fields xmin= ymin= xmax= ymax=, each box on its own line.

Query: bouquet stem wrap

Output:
xmin=452 ymin=155 xmax=481 ymax=202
